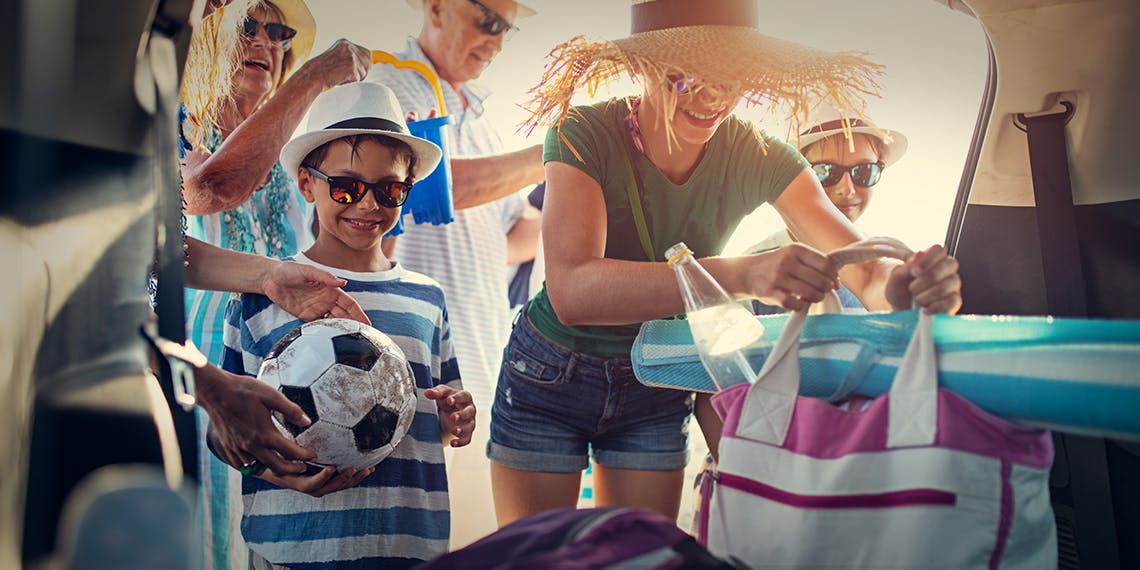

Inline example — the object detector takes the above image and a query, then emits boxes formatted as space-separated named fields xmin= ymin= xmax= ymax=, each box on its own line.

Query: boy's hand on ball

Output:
xmin=427 ymin=386 xmax=476 ymax=447
xmin=260 ymin=465 xmax=375 ymax=497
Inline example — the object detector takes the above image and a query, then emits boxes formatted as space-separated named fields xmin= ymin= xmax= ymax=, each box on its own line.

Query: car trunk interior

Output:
xmin=945 ymin=1 xmax=1140 ymax=567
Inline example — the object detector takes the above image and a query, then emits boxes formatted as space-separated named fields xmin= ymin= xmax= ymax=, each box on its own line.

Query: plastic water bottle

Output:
xmin=666 ymin=242 xmax=763 ymax=390
xmin=578 ymin=457 xmax=595 ymax=508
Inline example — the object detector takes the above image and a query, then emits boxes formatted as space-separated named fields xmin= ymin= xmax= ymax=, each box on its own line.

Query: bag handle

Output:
xmin=736 ymin=238 xmax=939 ymax=448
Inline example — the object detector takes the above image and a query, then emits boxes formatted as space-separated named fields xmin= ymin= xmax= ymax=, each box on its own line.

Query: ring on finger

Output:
xmin=239 ymin=459 xmax=266 ymax=477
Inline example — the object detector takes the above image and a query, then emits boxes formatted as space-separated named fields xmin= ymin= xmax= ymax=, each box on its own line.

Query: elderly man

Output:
xmin=367 ymin=0 xmax=544 ymax=547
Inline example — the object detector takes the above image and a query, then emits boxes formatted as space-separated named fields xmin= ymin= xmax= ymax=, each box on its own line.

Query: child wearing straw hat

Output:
xmin=748 ymin=107 xmax=909 ymax=252
xmin=747 ymin=107 xmax=910 ymax=311
xmin=488 ymin=0 xmax=963 ymax=526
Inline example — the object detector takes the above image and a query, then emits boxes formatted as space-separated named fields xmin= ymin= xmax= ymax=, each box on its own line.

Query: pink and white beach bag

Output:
xmin=698 ymin=244 xmax=1057 ymax=569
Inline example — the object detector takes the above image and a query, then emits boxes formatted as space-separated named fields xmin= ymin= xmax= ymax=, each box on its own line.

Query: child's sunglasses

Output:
xmin=306 ymin=167 xmax=413 ymax=208
xmin=242 ymin=17 xmax=297 ymax=47
xmin=811 ymin=161 xmax=885 ymax=188
xmin=467 ymin=0 xmax=519 ymax=38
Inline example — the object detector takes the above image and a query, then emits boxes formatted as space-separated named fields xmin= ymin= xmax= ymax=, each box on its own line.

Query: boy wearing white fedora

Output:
xmin=221 ymin=81 xmax=476 ymax=569
xmin=489 ymin=0 xmax=963 ymax=527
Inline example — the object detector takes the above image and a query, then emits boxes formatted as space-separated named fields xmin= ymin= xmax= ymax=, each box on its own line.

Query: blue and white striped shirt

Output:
xmin=365 ymin=39 xmax=524 ymax=411
xmin=221 ymin=253 xmax=461 ymax=569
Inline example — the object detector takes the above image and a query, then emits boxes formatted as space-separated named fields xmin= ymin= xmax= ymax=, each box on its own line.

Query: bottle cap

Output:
xmin=664 ymin=242 xmax=691 ymax=265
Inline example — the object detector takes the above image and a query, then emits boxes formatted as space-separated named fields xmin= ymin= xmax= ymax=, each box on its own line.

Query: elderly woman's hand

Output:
xmin=199 ymin=365 xmax=317 ymax=476
xmin=300 ymin=39 xmax=372 ymax=90
xmin=262 ymin=260 xmax=371 ymax=325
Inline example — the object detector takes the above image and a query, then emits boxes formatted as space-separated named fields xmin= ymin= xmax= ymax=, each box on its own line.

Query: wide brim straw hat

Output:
xmin=404 ymin=0 xmax=536 ymax=19
xmin=272 ymin=0 xmax=317 ymax=77
xmin=280 ymin=82 xmax=443 ymax=182
xmin=798 ymin=106 xmax=909 ymax=166
xmin=523 ymin=0 xmax=885 ymax=138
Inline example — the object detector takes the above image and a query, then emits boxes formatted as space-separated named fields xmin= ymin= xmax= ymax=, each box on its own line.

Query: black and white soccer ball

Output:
xmin=257 ymin=318 xmax=417 ymax=470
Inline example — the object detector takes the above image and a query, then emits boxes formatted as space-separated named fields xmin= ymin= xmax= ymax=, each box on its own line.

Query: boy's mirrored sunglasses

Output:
xmin=306 ymin=167 xmax=412 ymax=208
xmin=242 ymin=17 xmax=297 ymax=47
xmin=467 ymin=0 xmax=519 ymax=38
xmin=811 ymin=161 xmax=885 ymax=188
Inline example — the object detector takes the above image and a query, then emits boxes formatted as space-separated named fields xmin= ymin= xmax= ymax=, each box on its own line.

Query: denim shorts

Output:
xmin=487 ymin=310 xmax=693 ymax=473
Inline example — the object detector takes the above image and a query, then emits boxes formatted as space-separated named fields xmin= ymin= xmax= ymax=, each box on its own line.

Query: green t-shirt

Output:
xmin=527 ymin=98 xmax=809 ymax=357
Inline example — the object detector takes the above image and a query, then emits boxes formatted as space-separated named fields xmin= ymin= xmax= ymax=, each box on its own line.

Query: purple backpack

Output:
xmin=417 ymin=507 xmax=738 ymax=569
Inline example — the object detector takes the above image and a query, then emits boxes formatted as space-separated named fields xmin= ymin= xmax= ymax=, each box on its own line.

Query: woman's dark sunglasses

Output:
xmin=306 ymin=167 xmax=413 ymax=208
xmin=467 ymin=0 xmax=519 ymax=38
xmin=242 ymin=17 xmax=297 ymax=46
xmin=811 ymin=161 xmax=885 ymax=188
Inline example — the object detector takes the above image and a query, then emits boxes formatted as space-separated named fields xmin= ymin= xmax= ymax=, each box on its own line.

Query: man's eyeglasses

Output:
xmin=306 ymin=167 xmax=413 ymax=208
xmin=467 ymin=0 xmax=519 ymax=38
xmin=242 ymin=17 xmax=297 ymax=48
xmin=811 ymin=161 xmax=885 ymax=188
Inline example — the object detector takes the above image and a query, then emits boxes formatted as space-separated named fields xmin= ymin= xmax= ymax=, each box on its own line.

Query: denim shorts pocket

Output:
xmin=502 ymin=342 xmax=573 ymax=388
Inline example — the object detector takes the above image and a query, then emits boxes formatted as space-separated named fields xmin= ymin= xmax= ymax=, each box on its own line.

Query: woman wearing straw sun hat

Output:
xmin=487 ymin=0 xmax=963 ymax=526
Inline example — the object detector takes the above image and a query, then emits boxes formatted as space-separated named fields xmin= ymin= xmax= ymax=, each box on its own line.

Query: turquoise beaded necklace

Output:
xmin=204 ymin=127 xmax=293 ymax=258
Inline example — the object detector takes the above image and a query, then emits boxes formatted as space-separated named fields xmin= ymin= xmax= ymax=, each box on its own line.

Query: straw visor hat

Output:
xmin=523 ymin=0 xmax=885 ymax=138
xmin=272 ymin=0 xmax=317 ymax=77
xmin=799 ymin=106 xmax=909 ymax=166
xmin=280 ymin=82 xmax=443 ymax=182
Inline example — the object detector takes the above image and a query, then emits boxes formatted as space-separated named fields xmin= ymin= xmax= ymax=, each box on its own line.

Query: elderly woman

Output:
xmin=181 ymin=0 xmax=371 ymax=364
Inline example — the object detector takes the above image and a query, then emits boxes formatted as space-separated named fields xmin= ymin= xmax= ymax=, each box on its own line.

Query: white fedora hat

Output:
xmin=797 ymin=106 xmax=909 ymax=167
xmin=280 ymin=82 xmax=443 ymax=182
xmin=404 ymin=0 xmax=536 ymax=19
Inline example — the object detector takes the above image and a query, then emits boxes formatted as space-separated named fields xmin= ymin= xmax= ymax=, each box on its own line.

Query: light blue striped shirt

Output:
xmin=221 ymin=253 xmax=461 ymax=569
xmin=365 ymin=38 xmax=524 ymax=411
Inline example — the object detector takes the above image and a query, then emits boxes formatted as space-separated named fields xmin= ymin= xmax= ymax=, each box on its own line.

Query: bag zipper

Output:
xmin=716 ymin=472 xmax=956 ymax=509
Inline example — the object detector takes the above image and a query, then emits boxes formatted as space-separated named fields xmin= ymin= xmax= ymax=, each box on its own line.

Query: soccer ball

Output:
xmin=257 ymin=318 xmax=417 ymax=470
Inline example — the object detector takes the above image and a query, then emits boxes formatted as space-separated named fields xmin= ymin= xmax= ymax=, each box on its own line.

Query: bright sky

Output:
xmin=306 ymin=0 xmax=989 ymax=253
